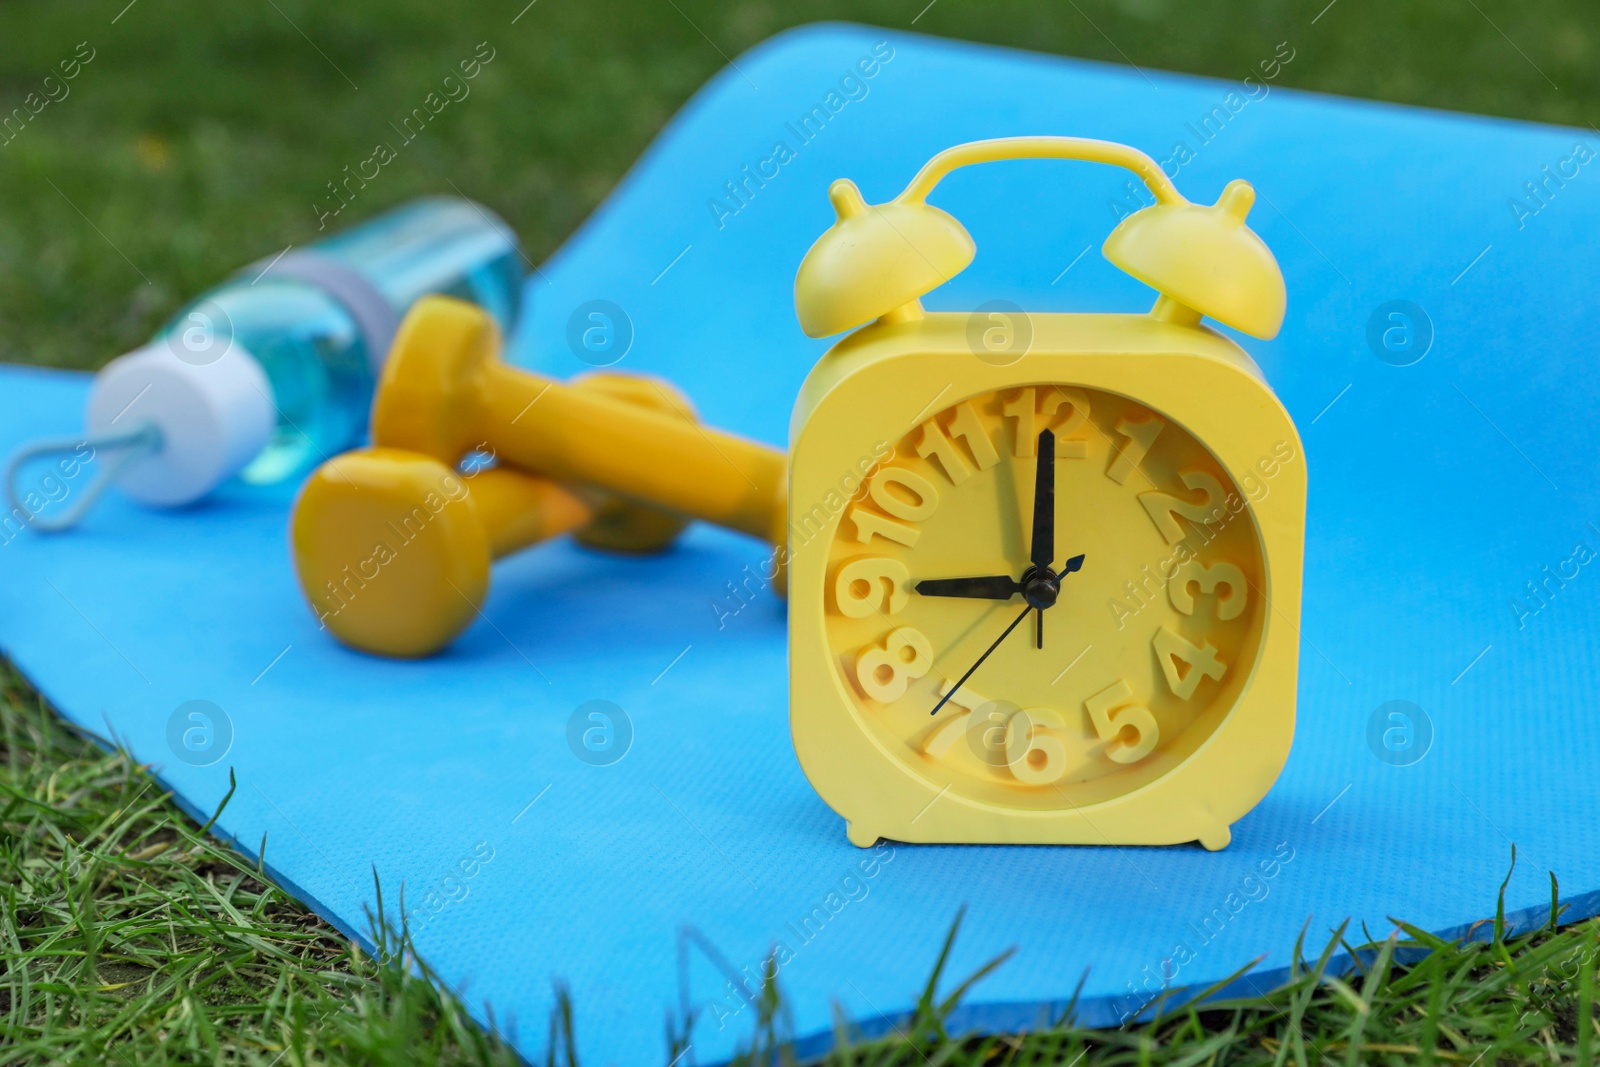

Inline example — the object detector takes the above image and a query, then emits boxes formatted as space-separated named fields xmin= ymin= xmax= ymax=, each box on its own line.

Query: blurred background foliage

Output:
xmin=0 ymin=0 xmax=1593 ymax=372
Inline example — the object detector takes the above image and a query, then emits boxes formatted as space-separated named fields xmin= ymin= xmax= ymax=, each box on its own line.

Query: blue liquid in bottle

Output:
xmin=165 ymin=197 xmax=524 ymax=487
xmin=10 ymin=197 xmax=523 ymax=527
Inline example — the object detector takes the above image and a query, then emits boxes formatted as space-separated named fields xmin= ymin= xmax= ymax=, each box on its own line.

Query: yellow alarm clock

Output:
xmin=787 ymin=137 xmax=1305 ymax=851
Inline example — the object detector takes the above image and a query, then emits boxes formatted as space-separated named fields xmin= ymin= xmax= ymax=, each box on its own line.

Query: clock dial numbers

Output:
xmin=1004 ymin=707 xmax=1069 ymax=784
xmin=869 ymin=467 xmax=939 ymax=521
xmin=1004 ymin=387 xmax=1093 ymax=458
xmin=848 ymin=465 xmax=940 ymax=547
xmin=1139 ymin=469 xmax=1226 ymax=544
xmin=1003 ymin=389 xmax=1040 ymax=456
xmin=935 ymin=677 xmax=992 ymax=711
xmin=1039 ymin=387 xmax=1091 ymax=458
xmin=1169 ymin=560 xmax=1247 ymax=621
xmin=948 ymin=402 xmax=1000 ymax=470
xmin=850 ymin=508 xmax=918 ymax=547
xmin=967 ymin=704 xmax=1014 ymax=769
xmin=833 ymin=557 xmax=911 ymax=618
xmin=924 ymin=687 xmax=1073 ymax=786
xmin=854 ymin=626 xmax=934 ymax=703
xmin=915 ymin=419 xmax=969 ymax=486
xmin=921 ymin=678 xmax=992 ymax=757
xmin=1107 ymin=413 xmax=1165 ymax=485
xmin=1084 ymin=680 xmax=1160 ymax=765
xmin=1153 ymin=626 xmax=1227 ymax=700
xmin=922 ymin=710 xmax=971 ymax=757
xmin=916 ymin=402 xmax=999 ymax=486
xmin=822 ymin=384 xmax=1267 ymax=811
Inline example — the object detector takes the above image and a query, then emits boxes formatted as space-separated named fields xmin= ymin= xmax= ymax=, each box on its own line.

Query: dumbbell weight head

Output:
xmin=370 ymin=297 xmax=496 ymax=462
xmin=292 ymin=447 xmax=592 ymax=658
xmin=372 ymin=295 xmax=694 ymax=554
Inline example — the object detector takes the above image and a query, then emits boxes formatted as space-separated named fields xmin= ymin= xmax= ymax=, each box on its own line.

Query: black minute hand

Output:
xmin=1031 ymin=426 xmax=1055 ymax=571
xmin=915 ymin=575 xmax=1021 ymax=600
xmin=1030 ymin=426 xmax=1057 ymax=649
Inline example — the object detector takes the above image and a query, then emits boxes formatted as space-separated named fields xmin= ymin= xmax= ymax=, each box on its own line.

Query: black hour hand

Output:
xmin=915 ymin=575 xmax=1021 ymax=600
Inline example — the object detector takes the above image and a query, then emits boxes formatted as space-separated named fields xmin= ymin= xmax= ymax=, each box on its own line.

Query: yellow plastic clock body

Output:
xmin=786 ymin=137 xmax=1306 ymax=851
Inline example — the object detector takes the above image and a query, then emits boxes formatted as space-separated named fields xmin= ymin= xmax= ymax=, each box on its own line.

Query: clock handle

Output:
xmin=897 ymin=136 xmax=1184 ymax=206
xmin=794 ymin=135 xmax=1286 ymax=341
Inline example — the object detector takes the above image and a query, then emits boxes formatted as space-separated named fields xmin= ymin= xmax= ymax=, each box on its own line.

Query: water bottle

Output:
xmin=7 ymin=196 xmax=522 ymax=528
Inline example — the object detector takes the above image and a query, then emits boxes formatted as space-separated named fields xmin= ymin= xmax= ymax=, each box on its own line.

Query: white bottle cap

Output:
xmin=85 ymin=342 xmax=276 ymax=506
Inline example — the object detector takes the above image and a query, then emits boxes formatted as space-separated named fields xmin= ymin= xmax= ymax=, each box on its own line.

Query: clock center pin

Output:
xmin=1021 ymin=568 xmax=1060 ymax=610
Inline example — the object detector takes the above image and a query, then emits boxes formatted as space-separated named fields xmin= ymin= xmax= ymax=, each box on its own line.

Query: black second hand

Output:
xmin=929 ymin=604 xmax=1034 ymax=717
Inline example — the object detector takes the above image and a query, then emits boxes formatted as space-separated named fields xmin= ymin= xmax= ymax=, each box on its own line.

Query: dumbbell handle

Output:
xmin=476 ymin=362 xmax=787 ymax=545
xmin=467 ymin=464 xmax=594 ymax=558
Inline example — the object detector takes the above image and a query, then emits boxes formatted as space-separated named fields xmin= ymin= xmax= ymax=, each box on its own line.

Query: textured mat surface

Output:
xmin=4 ymin=23 xmax=1600 ymax=1065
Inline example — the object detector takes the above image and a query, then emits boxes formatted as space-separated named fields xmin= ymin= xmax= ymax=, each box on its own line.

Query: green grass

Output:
xmin=0 ymin=661 xmax=525 ymax=1066
xmin=4 ymin=655 xmax=1600 ymax=1065
xmin=3 ymin=0 xmax=1600 ymax=1062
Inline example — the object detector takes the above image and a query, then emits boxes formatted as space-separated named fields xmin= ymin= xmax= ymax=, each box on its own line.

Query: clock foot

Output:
xmin=1198 ymin=825 xmax=1232 ymax=852
xmin=845 ymin=822 xmax=880 ymax=849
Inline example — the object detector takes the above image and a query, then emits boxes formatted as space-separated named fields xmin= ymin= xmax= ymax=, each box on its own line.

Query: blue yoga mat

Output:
xmin=5 ymin=23 xmax=1600 ymax=1065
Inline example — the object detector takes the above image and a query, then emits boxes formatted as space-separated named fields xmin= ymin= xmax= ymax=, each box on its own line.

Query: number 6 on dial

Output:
xmin=1004 ymin=707 xmax=1069 ymax=784
xmin=1084 ymin=680 xmax=1159 ymax=764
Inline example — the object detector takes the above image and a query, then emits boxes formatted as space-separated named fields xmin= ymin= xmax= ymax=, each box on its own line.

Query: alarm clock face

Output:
xmin=824 ymin=384 xmax=1270 ymax=810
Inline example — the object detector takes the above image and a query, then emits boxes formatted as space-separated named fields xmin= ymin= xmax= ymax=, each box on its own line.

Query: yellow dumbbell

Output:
xmin=293 ymin=371 xmax=706 ymax=658
xmin=294 ymin=449 xmax=606 ymax=657
xmin=370 ymin=295 xmax=788 ymax=562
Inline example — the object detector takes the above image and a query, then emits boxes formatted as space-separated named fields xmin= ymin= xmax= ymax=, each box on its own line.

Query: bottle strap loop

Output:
xmin=5 ymin=421 xmax=163 ymax=532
